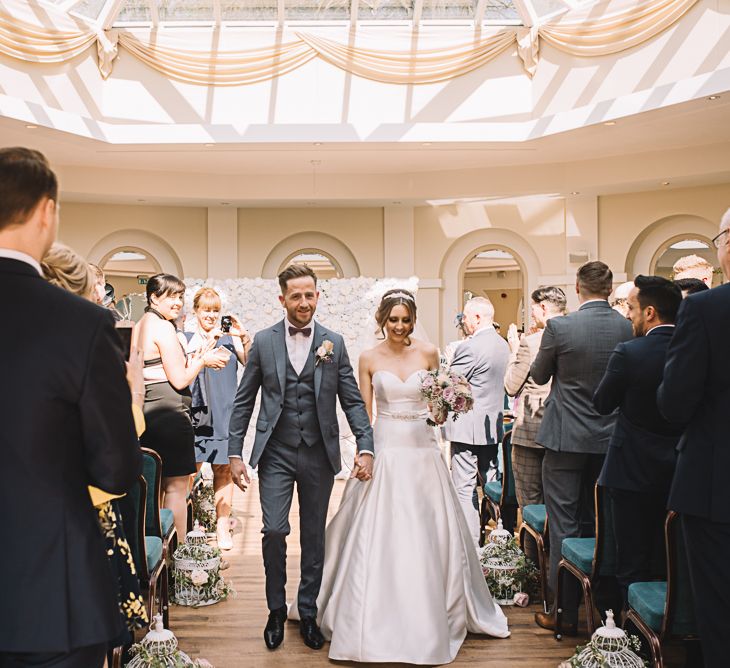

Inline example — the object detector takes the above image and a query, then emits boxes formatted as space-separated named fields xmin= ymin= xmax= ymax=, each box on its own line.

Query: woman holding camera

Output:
xmin=187 ymin=287 xmax=250 ymax=549
xmin=134 ymin=275 xmax=229 ymax=544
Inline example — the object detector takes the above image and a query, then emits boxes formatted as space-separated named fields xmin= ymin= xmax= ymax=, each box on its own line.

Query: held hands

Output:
xmin=350 ymin=452 xmax=374 ymax=481
xmin=230 ymin=457 xmax=251 ymax=492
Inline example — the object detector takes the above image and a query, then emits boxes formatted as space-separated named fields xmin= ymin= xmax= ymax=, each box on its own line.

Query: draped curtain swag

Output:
xmin=0 ymin=0 xmax=700 ymax=85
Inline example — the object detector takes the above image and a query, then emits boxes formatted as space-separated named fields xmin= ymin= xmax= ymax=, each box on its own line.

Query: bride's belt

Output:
xmin=377 ymin=410 xmax=429 ymax=421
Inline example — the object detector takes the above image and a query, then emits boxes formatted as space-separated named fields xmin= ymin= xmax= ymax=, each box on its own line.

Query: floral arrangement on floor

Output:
xmin=479 ymin=522 xmax=539 ymax=605
xmin=559 ymin=610 xmax=648 ymax=668
xmin=126 ymin=614 xmax=213 ymax=667
xmin=419 ymin=368 xmax=474 ymax=426
xmin=172 ymin=541 xmax=234 ymax=607
xmin=191 ymin=481 xmax=216 ymax=534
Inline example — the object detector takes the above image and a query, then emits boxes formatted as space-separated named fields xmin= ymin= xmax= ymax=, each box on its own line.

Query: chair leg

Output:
xmin=624 ymin=609 xmax=664 ymax=668
xmin=110 ymin=646 xmax=123 ymax=668
xmin=161 ymin=562 xmax=170 ymax=628
xmin=555 ymin=561 xmax=564 ymax=640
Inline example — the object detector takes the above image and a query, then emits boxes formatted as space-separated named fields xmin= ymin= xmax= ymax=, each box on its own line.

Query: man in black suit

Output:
xmin=593 ymin=275 xmax=683 ymax=608
xmin=0 ymin=148 xmax=141 ymax=668
xmin=658 ymin=209 xmax=730 ymax=667
xmin=530 ymin=261 xmax=633 ymax=631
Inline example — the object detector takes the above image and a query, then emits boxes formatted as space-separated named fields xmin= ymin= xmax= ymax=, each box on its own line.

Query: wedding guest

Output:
xmin=531 ymin=261 xmax=632 ymax=632
xmin=41 ymin=241 xmax=149 ymax=648
xmin=593 ymin=275 xmax=682 ymax=608
xmin=672 ymin=253 xmax=714 ymax=286
xmin=444 ymin=296 xmax=510 ymax=544
xmin=504 ymin=286 xmax=567 ymax=511
xmin=658 ymin=208 xmax=730 ymax=667
xmin=133 ymin=274 xmax=229 ymax=543
xmin=441 ymin=312 xmax=468 ymax=366
xmin=186 ymin=287 xmax=251 ymax=550
xmin=0 ymin=147 xmax=140 ymax=668
xmin=673 ymin=277 xmax=709 ymax=297
xmin=609 ymin=281 xmax=634 ymax=317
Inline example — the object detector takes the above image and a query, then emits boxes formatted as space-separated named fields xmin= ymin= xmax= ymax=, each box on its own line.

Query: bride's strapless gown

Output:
xmin=311 ymin=370 xmax=510 ymax=664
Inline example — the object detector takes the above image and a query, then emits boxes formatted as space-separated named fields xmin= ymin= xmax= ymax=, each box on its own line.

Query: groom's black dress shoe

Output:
xmin=300 ymin=617 xmax=325 ymax=650
xmin=264 ymin=606 xmax=287 ymax=649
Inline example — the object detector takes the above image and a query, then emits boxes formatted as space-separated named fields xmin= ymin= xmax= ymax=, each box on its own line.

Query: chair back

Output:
xmin=140 ymin=447 xmax=163 ymax=539
xmin=663 ymin=512 xmax=697 ymax=637
xmin=499 ymin=431 xmax=517 ymax=507
xmin=592 ymin=484 xmax=617 ymax=578
xmin=128 ymin=474 xmax=149 ymax=581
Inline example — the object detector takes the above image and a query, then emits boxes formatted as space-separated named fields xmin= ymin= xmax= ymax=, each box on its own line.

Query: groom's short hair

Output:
xmin=278 ymin=263 xmax=318 ymax=294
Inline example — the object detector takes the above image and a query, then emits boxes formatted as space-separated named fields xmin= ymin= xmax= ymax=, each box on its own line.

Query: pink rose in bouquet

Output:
xmin=419 ymin=367 xmax=474 ymax=427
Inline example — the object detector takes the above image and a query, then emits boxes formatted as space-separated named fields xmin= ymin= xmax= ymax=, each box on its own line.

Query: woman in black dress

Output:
xmin=186 ymin=287 xmax=250 ymax=549
xmin=133 ymin=274 xmax=229 ymax=543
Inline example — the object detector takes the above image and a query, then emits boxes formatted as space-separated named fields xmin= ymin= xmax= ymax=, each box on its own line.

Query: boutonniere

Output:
xmin=315 ymin=339 xmax=335 ymax=366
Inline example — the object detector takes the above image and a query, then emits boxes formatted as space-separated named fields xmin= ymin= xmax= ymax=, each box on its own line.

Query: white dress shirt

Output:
xmin=0 ymin=248 xmax=42 ymax=275
xmin=286 ymin=318 xmax=314 ymax=375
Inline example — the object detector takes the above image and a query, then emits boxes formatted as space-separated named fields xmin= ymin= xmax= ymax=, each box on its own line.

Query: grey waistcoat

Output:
xmin=269 ymin=348 xmax=322 ymax=447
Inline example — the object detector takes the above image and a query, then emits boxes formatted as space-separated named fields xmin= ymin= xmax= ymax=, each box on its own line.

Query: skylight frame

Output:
xmin=37 ymin=0 xmax=579 ymax=30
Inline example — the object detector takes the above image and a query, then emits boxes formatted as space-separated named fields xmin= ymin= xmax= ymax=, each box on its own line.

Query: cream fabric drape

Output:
xmin=0 ymin=0 xmax=95 ymax=63
xmin=0 ymin=0 xmax=703 ymax=85
xmin=296 ymin=30 xmax=516 ymax=85
xmin=117 ymin=32 xmax=316 ymax=85
xmin=539 ymin=0 xmax=699 ymax=56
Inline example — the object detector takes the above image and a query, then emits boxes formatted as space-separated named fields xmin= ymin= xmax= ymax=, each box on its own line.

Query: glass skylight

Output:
xmin=39 ymin=0 xmax=579 ymax=27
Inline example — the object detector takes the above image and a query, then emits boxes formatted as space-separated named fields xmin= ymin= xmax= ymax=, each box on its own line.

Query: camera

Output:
xmin=221 ymin=315 xmax=233 ymax=333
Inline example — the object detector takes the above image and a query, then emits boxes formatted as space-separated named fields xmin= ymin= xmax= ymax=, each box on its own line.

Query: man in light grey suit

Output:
xmin=444 ymin=296 xmax=510 ymax=545
xmin=228 ymin=264 xmax=374 ymax=651
xmin=530 ymin=261 xmax=632 ymax=632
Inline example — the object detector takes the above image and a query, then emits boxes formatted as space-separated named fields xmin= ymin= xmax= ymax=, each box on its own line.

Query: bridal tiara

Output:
xmin=387 ymin=291 xmax=415 ymax=302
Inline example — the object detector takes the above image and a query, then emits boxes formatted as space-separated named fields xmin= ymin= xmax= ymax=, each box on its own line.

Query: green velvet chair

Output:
xmin=480 ymin=431 xmax=518 ymax=542
xmin=518 ymin=503 xmax=549 ymax=612
xmin=555 ymin=483 xmax=616 ymax=638
xmin=129 ymin=474 xmax=169 ymax=628
xmin=623 ymin=511 xmax=697 ymax=668
xmin=141 ymin=448 xmax=177 ymax=559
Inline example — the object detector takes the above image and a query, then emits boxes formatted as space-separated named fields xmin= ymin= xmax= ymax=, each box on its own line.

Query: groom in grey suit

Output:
xmin=228 ymin=264 xmax=374 ymax=651
xmin=444 ymin=296 xmax=510 ymax=545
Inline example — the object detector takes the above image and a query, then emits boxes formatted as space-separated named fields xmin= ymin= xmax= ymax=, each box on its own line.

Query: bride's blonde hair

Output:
xmin=375 ymin=289 xmax=417 ymax=346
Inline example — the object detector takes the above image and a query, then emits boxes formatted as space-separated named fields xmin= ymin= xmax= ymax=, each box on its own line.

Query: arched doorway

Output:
xmin=440 ymin=229 xmax=540 ymax=348
xmin=651 ymin=236 xmax=721 ymax=286
xmin=100 ymin=247 xmax=162 ymax=320
xmin=461 ymin=247 xmax=524 ymax=335
xmin=280 ymin=250 xmax=342 ymax=279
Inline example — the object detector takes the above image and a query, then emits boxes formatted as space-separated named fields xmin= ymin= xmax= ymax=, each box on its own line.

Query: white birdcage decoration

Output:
xmin=172 ymin=522 xmax=232 ymax=607
xmin=480 ymin=519 xmax=523 ymax=605
xmin=559 ymin=611 xmax=646 ymax=668
xmin=126 ymin=614 xmax=214 ymax=667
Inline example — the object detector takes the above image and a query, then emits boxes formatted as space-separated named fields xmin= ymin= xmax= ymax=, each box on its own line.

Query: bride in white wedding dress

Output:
xmin=311 ymin=289 xmax=510 ymax=664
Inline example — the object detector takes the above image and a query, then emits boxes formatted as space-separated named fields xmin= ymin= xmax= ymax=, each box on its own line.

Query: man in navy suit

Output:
xmin=593 ymin=275 xmax=683 ymax=608
xmin=658 ymin=209 xmax=730 ymax=667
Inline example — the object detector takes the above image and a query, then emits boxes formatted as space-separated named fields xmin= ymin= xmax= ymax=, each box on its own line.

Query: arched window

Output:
xmin=280 ymin=250 xmax=342 ymax=279
xmin=651 ymin=237 xmax=719 ymax=286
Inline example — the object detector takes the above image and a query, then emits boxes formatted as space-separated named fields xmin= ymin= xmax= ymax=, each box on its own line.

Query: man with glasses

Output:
xmin=658 ymin=208 xmax=730 ymax=666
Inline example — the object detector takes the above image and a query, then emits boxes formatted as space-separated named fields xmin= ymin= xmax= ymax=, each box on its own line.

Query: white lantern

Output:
xmin=562 ymin=610 xmax=645 ymax=668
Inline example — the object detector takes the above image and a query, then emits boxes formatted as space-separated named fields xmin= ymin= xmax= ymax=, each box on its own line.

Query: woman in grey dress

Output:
xmin=187 ymin=287 xmax=250 ymax=549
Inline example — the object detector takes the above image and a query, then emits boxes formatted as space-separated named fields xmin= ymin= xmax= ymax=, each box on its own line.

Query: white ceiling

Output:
xmin=3 ymin=93 xmax=729 ymax=205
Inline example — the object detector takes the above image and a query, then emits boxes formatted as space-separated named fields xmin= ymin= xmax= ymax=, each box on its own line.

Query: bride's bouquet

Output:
xmin=420 ymin=368 xmax=474 ymax=427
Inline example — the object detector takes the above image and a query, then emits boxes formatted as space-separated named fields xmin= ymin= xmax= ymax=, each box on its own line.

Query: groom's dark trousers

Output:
xmin=259 ymin=437 xmax=334 ymax=617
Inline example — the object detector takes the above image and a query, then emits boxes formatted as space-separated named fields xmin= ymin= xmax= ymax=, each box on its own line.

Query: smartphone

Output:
xmin=221 ymin=315 xmax=233 ymax=334
xmin=115 ymin=325 xmax=133 ymax=360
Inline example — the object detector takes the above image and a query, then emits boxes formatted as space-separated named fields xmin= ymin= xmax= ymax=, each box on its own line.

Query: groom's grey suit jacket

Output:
xmin=228 ymin=319 xmax=373 ymax=473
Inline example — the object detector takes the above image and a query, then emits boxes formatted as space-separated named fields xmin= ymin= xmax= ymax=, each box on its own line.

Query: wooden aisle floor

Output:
xmin=171 ymin=480 xmax=582 ymax=668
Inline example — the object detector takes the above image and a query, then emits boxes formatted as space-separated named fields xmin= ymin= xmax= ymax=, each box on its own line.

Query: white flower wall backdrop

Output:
xmin=182 ymin=276 xmax=421 ymax=475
